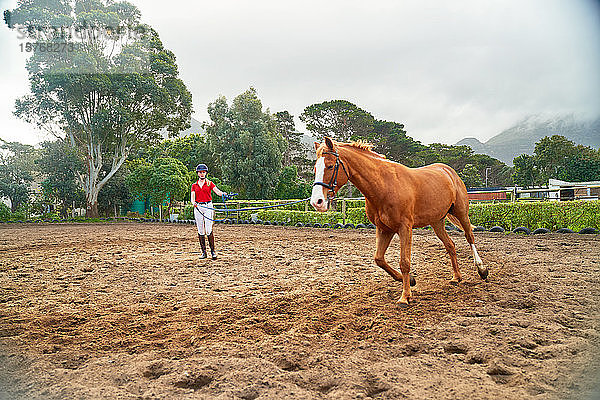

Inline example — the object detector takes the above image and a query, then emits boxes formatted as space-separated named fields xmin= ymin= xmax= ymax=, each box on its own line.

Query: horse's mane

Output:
xmin=317 ymin=139 xmax=387 ymax=159
xmin=344 ymin=141 xmax=386 ymax=159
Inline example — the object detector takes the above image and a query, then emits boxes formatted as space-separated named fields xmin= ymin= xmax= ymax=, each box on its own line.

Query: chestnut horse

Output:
xmin=310 ymin=137 xmax=488 ymax=306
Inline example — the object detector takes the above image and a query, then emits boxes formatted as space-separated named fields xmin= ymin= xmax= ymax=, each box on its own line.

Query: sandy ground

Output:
xmin=0 ymin=222 xmax=599 ymax=399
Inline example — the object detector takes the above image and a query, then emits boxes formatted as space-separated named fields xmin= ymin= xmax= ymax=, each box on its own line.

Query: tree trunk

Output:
xmin=77 ymin=140 xmax=128 ymax=219
xmin=86 ymin=183 xmax=100 ymax=218
xmin=10 ymin=196 xmax=17 ymax=213
xmin=87 ymin=201 xmax=99 ymax=218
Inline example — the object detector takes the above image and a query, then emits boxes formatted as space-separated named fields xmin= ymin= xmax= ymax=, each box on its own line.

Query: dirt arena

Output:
xmin=0 ymin=222 xmax=599 ymax=399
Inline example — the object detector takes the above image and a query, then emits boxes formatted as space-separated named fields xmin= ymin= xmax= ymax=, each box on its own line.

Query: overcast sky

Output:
xmin=1 ymin=0 xmax=599 ymax=146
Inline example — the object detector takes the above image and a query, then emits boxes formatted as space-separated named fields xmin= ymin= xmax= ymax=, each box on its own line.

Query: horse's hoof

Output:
xmin=478 ymin=266 xmax=489 ymax=280
xmin=450 ymin=279 xmax=460 ymax=286
xmin=410 ymin=275 xmax=417 ymax=286
xmin=397 ymin=301 xmax=410 ymax=309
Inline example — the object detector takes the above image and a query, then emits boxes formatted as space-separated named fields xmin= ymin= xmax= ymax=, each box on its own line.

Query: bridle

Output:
xmin=313 ymin=151 xmax=350 ymax=200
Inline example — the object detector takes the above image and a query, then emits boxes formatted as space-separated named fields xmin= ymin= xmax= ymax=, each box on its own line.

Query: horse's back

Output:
xmin=412 ymin=163 xmax=463 ymax=189
xmin=410 ymin=163 xmax=468 ymax=208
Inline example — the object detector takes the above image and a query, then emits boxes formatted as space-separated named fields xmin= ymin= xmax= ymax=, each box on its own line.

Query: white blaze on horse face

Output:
xmin=310 ymin=157 xmax=328 ymax=211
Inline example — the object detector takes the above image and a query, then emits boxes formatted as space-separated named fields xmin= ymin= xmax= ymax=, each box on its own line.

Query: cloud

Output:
xmin=2 ymin=0 xmax=599 ymax=145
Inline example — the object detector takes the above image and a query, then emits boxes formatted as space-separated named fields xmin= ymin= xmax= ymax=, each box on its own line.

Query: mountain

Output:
xmin=159 ymin=117 xmax=205 ymax=139
xmin=456 ymin=115 xmax=600 ymax=165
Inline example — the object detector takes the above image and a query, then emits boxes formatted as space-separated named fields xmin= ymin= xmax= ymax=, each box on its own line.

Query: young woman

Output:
xmin=191 ymin=164 xmax=227 ymax=259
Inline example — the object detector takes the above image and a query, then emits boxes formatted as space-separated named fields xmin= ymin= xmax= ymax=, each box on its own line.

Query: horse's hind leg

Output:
xmin=451 ymin=207 xmax=488 ymax=280
xmin=431 ymin=220 xmax=462 ymax=284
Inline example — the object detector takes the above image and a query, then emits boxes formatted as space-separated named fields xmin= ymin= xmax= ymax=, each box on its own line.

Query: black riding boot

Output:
xmin=198 ymin=234 xmax=207 ymax=259
xmin=207 ymin=232 xmax=217 ymax=260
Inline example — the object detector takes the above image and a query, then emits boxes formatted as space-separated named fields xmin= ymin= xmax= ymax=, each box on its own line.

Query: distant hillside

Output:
xmin=456 ymin=115 xmax=600 ymax=165
xmin=159 ymin=117 xmax=205 ymax=139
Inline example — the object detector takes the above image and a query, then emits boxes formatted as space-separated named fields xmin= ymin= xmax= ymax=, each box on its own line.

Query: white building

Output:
xmin=548 ymin=179 xmax=600 ymax=201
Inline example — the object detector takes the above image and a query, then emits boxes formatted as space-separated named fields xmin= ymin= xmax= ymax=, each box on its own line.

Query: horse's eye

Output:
xmin=326 ymin=165 xmax=333 ymax=170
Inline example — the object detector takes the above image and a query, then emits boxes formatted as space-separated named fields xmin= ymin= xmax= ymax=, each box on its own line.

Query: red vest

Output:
xmin=191 ymin=180 xmax=215 ymax=202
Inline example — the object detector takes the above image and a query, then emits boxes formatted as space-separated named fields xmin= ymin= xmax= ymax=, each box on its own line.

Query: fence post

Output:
xmin=305 ymin=200 xmax=308 ymax=212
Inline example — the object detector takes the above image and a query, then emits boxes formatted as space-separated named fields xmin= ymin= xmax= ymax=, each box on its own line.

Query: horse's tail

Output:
xmin=446 ymin=214 xmax=474 ymax=232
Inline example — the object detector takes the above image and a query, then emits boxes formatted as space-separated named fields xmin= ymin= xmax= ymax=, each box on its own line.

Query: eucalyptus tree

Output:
xmin=5 ymin=0 xmax=192 ymax=216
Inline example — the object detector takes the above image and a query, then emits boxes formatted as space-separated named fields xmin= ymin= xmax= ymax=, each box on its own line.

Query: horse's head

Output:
xmin=310 ymin=137 xmax=350 ymax=212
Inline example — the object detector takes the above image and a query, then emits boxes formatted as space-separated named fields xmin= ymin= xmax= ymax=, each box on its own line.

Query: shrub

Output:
xmin=0 ymin=203 xmax=11 ymax=221
xmin=44 ymin=212 xmax=60 ymax=220
xmin=182 ymin=204 xmax=194 ymax=220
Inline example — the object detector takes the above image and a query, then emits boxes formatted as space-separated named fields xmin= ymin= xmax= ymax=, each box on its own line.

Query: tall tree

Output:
xmin=470 ymin=153 xmax=513 ymax=187
xmin=425 ymin=144 xmax=474 ymax=172
xmin=513 ymin=135 xmax=600 ymax=185
xmin=274 ymin=111 xmax=303 ymax=166
xmin=163 ymin=134 xmax=217 ymax=176
xmin=368 ymin=120 xmax=425 ymax=166
xmin=559 ymin=148 xmax=600 ymax=182
xmin=300 ymin=100 xmax=375 ymax=141
xmin=0 ymin=140 xmax=37 ymax=212
xmin=274 ymin=166 xmax=311 ymax=200
xmin=205 ymin=88 xmax=285 ymax=199
xmin=512 ymin=154 xmax=539 ymax=188
xmin=533 ymin=135 xmax=577 ymax=182
xmin=132 ymin=134 xmax=218 ymax=179
xmin=5 ymin=0 xmax=192 ymax=217
xmin=97 ymin=168 xmax=132 ymax=217
xmin=459 ymin=164 xmax=483 ymax=188
xmin=125 ymin=157 xmax=189 ymax=215
xmin=37 ymin=139 xmax=85 ymax=217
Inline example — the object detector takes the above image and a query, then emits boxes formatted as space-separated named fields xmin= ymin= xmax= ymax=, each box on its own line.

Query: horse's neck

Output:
xmin=339 ymin=146 xmax=398 ymax=201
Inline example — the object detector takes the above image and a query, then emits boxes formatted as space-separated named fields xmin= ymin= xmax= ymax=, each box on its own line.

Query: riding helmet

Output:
xmin=196 ymin=164 xmax=208 ymax=172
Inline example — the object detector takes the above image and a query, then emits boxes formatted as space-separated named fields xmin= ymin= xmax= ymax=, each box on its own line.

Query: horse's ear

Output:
xmin=314 ymin=142 xmax=320 ymax=151
xmin=325 ymin=137 xmax=335 ymax=151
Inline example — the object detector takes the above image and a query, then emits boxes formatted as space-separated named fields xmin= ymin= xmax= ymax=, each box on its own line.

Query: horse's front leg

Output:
xmin=397 ymin=223 xmax=413 ymax=306
xmin=374 ymin=227 xmax=403 ymax=282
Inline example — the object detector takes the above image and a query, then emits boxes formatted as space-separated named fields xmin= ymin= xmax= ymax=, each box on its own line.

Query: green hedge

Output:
xmin=346 ymin=207 xmax=370 ymax=225
xmin=256 ymin=210 xmax=343 ymax=225
xmin=469 ymin=200 xmax=600 ymax=231
xmin=229 ymin=199 xmax=308 ymax=212
xmin=337 ymin=199 xmax=366 ymax=209
xmin=180 ymin=199 xmax=600 ymax=232
xmin=335 ymin=201 xmax=600 ymax=231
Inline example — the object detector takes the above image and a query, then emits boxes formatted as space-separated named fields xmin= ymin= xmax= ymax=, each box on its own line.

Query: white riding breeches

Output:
xmin=194 ymin=202 xmax=214 ymax=235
